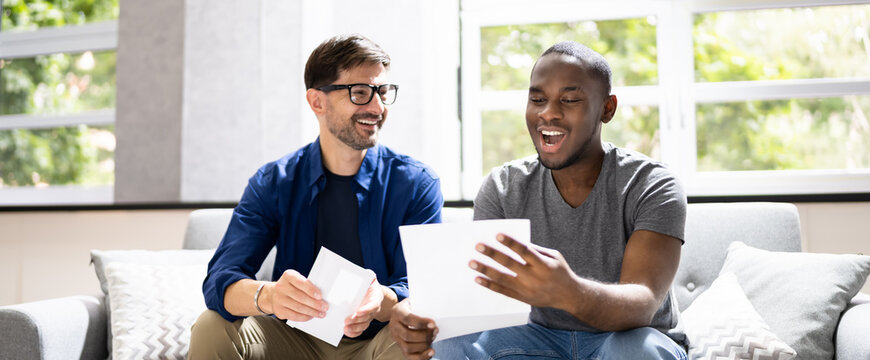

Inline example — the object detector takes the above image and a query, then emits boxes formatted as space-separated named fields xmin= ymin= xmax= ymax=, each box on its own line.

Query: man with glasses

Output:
xmin=189 ymin=34 xmax=442 ymax=360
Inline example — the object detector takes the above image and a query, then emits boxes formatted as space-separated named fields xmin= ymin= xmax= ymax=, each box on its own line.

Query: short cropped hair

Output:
xmin=304 ymin=34 xmax=391 ymax=89
xmin=540 ymin=41 xmax=612 ymax=96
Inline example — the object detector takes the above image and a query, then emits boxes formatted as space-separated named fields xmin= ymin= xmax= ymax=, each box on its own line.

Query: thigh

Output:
xmin=432 ymin=324 xmax=570 ymax=360
xmin=595 ymin=327 xmax=687 ymax=360
xmin=235 ymin=315 xmax=329 ymax=360
xmin=347 ymin=325 xmax=403 ymax=360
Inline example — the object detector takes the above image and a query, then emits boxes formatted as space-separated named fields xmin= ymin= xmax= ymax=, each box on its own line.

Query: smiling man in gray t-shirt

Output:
xmin=390 ymin=41 xmax=688 ymax=360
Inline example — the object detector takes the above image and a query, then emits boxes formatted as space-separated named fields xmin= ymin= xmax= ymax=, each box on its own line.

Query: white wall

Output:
xmin=114 ymin=0 xmax=461 ymax=203
xmin=1 ymin=202 xmax=868 ymax=306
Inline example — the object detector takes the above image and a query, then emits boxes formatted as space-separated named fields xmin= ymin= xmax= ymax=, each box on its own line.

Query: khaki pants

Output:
xmin=189 ymin=310 xmax=403 ymax=360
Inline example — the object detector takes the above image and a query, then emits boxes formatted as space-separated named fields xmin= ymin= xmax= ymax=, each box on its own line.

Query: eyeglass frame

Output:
xmin=315 ymin=83 xmax=399 ymax=105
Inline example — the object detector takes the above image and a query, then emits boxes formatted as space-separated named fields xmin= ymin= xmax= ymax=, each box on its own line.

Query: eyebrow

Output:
xmin=528 ymin=86 xmax=582 ymax=93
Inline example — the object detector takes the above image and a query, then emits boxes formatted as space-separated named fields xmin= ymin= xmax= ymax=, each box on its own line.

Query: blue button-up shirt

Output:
xmin=203 ymin=138 xmax=443 ymax=322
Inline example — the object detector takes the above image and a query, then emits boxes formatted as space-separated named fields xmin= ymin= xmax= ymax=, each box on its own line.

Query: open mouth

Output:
xmin=540 ymin=129 xmax=566 ymax=152
xmin=355 ymin=116 xmax=381 ymax=132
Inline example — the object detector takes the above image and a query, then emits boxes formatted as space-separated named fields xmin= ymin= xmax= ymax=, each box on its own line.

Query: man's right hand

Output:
xmin=390 ymin=298 xmax=438 ymax=360
xmin=265 ymin=269 xmax=328 ymax=321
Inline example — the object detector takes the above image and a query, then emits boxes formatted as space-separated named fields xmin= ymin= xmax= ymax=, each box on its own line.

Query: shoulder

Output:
xmin=605 ymin=143 xmax=680 ymax=185
xmin=251 ymin=142 xmax=316 ymax=187
xmin=376 ymin=144 xmax=440 ymax=183
xmin=482 ymin=155 xmax=543 ymax=195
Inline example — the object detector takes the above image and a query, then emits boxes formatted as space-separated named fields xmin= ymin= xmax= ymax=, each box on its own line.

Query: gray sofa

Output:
xmin=1 ymin=203 xmax=868 ymax=359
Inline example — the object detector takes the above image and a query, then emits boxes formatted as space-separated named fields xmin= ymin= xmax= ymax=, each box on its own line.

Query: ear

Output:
xmin=601 ymin=94 xmax=617 ymax=124
xmin=306 ymin=88 xmax=327 ymax=115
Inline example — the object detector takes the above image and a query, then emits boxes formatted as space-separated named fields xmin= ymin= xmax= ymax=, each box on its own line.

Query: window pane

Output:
xmin=481 ymin=110 xmax=535 ymax=175
xmin=602 ymin=105 xmax=660 ymax=160
xmin=696 ymin=96 xmax=870 ymax=171
xmin=0 ymin=50 xmax=116 ymax=116
xmin=481 ymin=17 xmax=658 ymax=91
xmin=0 ymin=124 xmax=114 ymax=187
xmin=1 ymin=0 xmax=119 ymax=32
xmin=694 ymin=4 xmax=870 ymax=82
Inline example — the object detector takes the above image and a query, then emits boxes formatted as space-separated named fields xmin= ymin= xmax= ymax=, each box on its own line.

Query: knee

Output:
xmin=189 ymin=310 xmax=237 ymax=359
xmin=601 ymin=327 xmax=686 ymax=360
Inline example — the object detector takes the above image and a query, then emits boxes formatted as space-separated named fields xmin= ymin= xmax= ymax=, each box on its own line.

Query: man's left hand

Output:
xmin=469 ymin=233 xmax=579 ymax=310
xmin=344 ymin=279 xmax=385 ymax=337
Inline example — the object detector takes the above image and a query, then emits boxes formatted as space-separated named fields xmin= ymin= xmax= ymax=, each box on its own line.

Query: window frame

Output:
xmin=0 ymin=19 xmax=118 ymax=205
xmin=460 ymin=0 xmax=870 ymax=199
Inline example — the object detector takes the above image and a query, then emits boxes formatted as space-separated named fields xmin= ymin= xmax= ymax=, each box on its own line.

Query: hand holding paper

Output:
xmin=399 ymin=219 xmax=532 ymax=341
xmin=286 ymin=247 xmax=376 ymax=347
xmin=470 ymin=233 xmax=580 ymax=311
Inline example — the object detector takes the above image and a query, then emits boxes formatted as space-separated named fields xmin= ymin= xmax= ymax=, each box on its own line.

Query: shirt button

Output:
xmin=686 ymin=282 xmax=696 ymax=291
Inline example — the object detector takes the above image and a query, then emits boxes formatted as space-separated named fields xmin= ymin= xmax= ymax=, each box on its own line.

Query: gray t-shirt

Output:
xmin=474 ymin=142 xmax=687 ymax=336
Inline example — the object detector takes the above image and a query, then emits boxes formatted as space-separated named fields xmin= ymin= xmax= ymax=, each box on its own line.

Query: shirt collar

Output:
xmin=306 ymin=137 xmax=326 ymax=189
xmin=354 ymin=144 xmax=378 ymax=192
xmin=306 ymin=137 xmax=378 ymax=192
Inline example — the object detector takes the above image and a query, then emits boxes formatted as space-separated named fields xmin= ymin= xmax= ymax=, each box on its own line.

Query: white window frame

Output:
xmin=460 ymin=0 xmax=870 ymax=199
xmin=0 ymin=20 xmax=118 ymax=205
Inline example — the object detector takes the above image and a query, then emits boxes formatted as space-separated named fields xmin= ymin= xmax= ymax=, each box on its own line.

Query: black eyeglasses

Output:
xmin=316 ymin=83 xmax=399 ymax=105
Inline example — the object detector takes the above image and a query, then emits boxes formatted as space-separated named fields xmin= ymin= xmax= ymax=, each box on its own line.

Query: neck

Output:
xmin=319 ymin=133 xmax=367 ymax=176
xmin=550 ymin=143 xmax=605 ymax=208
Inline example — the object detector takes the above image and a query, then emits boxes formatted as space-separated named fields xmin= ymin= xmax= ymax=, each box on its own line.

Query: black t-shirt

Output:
xmin=316 ymin=169 xmax=363 ymax=266
xmin=316 ymin=168 xmax=385 ymax=339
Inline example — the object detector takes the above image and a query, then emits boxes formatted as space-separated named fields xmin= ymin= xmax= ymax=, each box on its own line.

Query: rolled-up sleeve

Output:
xmin=202 ymin=169 xmax=279 ymax=322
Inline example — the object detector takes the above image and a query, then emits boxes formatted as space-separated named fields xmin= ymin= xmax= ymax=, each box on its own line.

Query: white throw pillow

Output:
xmin=681 ymin=272 xmax=796 ymax=360
xmin=91 ymin=250 xmax=214 ymax=359
xmin=104 ymin=261 xmax=208 ymax=360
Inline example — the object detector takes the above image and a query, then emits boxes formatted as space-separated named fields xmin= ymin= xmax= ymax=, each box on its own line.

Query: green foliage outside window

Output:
xmin=1 ymin=0 xmax=118 ymax=31
xmin=695 ymin=4 xmax=870 ymax=171
xmin=0 ymin=0 xmax=118 ymax=187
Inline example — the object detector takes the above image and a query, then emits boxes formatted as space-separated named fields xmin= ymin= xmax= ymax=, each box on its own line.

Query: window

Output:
xmin=0 ymin=0 xmax=118 ymax=204
xmin=461 ymin=0 xmax=870 ymax=198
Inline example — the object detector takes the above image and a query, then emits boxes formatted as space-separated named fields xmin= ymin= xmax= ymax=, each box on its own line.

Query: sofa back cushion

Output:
xmin=674 ymin=202 xmax=802 ymax=312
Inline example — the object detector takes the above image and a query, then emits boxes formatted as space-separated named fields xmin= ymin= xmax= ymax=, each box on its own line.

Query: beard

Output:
xmin=327 ymin=113 xmax=382 ymax=150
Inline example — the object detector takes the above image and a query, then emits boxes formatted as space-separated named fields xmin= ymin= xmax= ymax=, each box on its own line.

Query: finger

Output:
xmin=402 ymin=344 xmax=436 ymax=360
xmin=283 ymin=285 xmax=328 ymax=316
xmin=469 ymin=260 xmax=517 ymax=288
xmin=531 ymin=243 xmax=562 ymax=260
xmin=474 ymin=275 xmax=524 ymax=302
xmin=473 ymin=243 xmax=526 ymax=273
xmin=275 ymin=291 xmax=326 ymax=319
xmin=344 ymin=322 xmax=369 ymax=337
xmin=276 ymin=306 xmax=314 ymax=322
xmin=496 ymin=233 xmax=543 ymax=266
xmin=284 ymin=270 xmax=323 ymax=300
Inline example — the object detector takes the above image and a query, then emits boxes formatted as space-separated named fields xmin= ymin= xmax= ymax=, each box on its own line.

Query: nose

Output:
xmin=539 ymin=100 xmax=561 ymax=121
xmin=361 ymin=95 xmax=385 ymax=115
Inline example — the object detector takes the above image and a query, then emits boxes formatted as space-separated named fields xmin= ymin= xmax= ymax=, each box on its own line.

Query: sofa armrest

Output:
xmin=836 ymin=293 xmax=870 ymax=360
xmin=0 ymin=295 xmax=108 ymax=360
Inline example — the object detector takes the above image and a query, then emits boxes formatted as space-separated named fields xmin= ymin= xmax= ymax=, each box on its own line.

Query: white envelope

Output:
xmin=286 ymin=247 xmax=375 ymax=347
xmin=399 ymin=219 xmax=532 ymax=341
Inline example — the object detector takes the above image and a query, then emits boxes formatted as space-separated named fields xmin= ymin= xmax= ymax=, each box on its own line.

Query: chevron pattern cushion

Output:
xmin=681 ymin=272 xmax=796 ymax=360
xmin=103 ymin=261 xmax=208 ymax=359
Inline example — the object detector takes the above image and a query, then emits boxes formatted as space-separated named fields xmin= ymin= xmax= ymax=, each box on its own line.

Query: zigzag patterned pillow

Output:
xmin=104 ymin=261 xmax=208 ymax=360
xmin=681 ymin=272 xmax=796 ymax=360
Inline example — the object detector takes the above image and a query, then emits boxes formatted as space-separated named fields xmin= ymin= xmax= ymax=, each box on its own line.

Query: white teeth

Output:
xmin=541 ymin=130 xmax=564 ymax=136
xmin=357 ymin=119 xmax=378 ymax=125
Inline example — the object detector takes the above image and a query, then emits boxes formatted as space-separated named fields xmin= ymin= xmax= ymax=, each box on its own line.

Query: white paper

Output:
xmin=399 ymin=219 xmax=532 ymax=341
xmin=285 ymin=247 xmax=375 ymax=347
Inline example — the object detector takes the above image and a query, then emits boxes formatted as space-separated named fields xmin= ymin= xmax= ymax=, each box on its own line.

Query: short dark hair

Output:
xmin=304 ymin=34 xmax=391 ymax=89
xmin=540 ymin=41 xmax=612 ymax=96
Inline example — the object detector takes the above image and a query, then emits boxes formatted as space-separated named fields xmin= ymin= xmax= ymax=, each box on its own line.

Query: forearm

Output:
xmin=224 ymin=278 xmax=274 ymax=317
xmin=561 ymin=275 xmax=662 ymax=332
xmin=374 ymin=285 xmax=398 ymax=322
